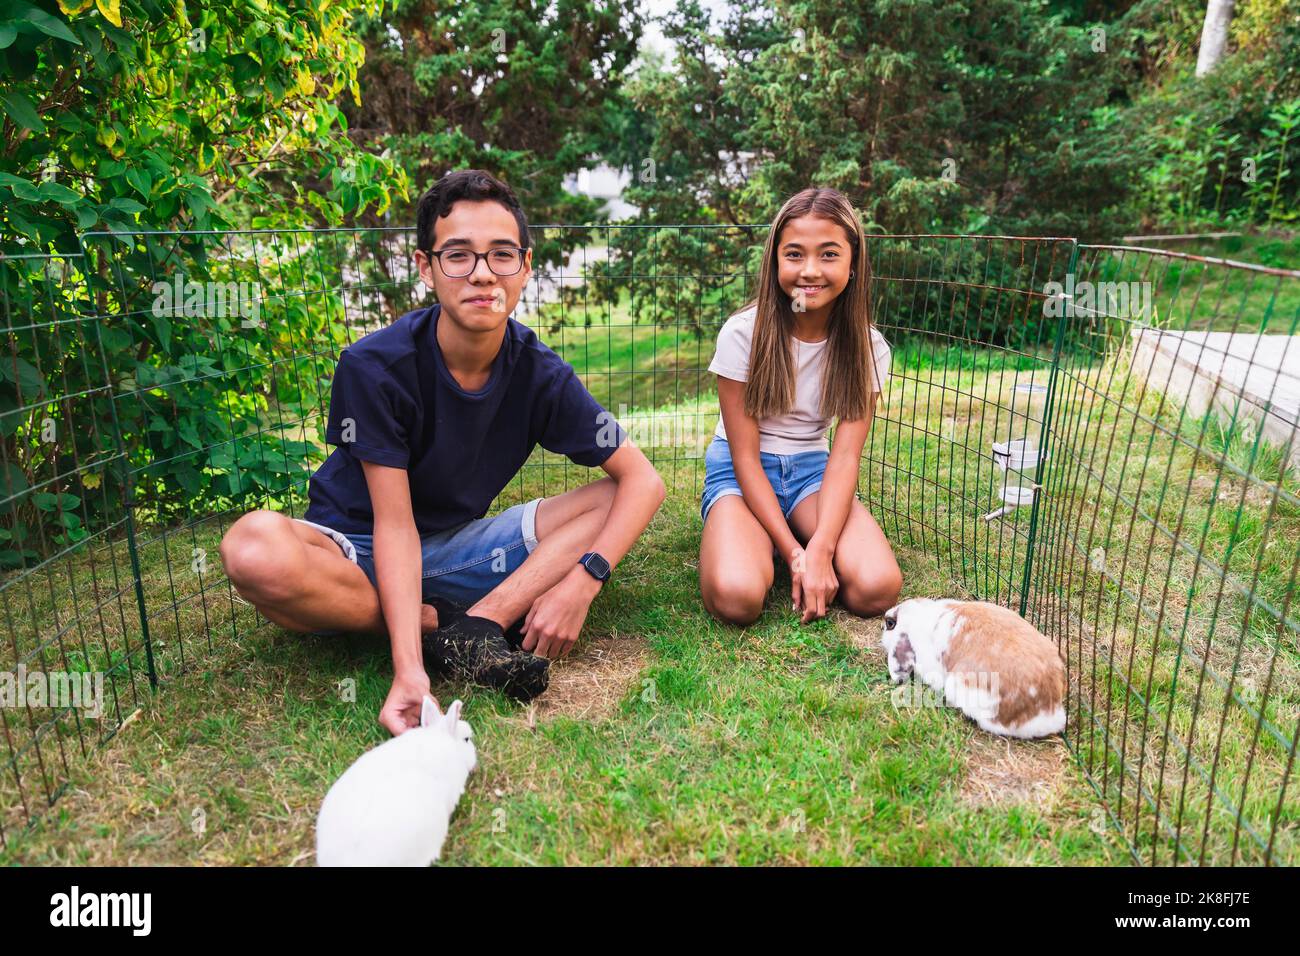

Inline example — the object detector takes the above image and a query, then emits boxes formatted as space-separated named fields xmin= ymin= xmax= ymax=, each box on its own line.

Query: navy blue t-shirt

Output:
xmin=304 ymin=303 xmax=626 ymax=536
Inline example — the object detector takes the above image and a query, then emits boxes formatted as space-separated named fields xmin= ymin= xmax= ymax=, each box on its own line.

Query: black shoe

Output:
xmin=427 ymin=596 xmax=527 ymax=652
xmin=422 ymin=614 xmax=549 ymax=702
xmin=503 ymin=617 xmax=527 ymax=651
xmin=425 ymin=595 xmax=470 ymax=629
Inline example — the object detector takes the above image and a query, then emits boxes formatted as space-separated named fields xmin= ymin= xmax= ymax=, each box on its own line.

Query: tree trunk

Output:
xmin=1196 ymin=0 xmax=1236 ymax=77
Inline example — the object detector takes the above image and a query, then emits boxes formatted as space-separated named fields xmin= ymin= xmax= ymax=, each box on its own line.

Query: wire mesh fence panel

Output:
xmin=863 ymin=235 xmax=1076 ymax=614
xmin=75 ymin=228 xmax=428 ymax=681
xmin=1030 ymin=245 xmax=1300 ymax=864
xmin=0 ymin=251 xmax=149 ymax=850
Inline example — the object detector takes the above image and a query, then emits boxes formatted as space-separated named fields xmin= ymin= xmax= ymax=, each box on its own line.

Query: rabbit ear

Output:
xmin=420 ymin=695 xmax=442 ymax=729
xmin=443 ymin=699 xmax=463 ymax=735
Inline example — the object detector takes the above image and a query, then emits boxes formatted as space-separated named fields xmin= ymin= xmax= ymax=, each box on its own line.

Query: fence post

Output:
xmin=1018 ymin=240 xmax=1078 ymax=618
xmin=83 ymin=239 xmax=158 ymax=689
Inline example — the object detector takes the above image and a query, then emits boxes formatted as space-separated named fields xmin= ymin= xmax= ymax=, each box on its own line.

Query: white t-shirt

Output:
xmin=708 ymin=304 xmax=891 ymax=454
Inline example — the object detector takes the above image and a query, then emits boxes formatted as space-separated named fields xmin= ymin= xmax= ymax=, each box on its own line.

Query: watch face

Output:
xmin=586 ymin=553 xmax=611 ymax=579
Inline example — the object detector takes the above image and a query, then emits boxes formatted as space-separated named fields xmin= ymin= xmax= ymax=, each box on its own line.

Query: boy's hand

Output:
xmin=379 ymin=669 xmax=433 ymax=736
xmin=520 ymin=567 xmax=599 ymax=660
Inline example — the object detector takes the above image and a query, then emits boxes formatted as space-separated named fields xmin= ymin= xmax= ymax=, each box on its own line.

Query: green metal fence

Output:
xmin=1034 ymin=244 xmax=1300 ymax=865
xmin=0 ymin=227 xmax=1295 ymax=865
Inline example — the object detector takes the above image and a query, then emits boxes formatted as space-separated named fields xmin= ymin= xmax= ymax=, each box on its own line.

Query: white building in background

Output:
xmin=563 ymin=163 xmax=640 ymax=220
xmin=562 ymin=147 xmax=756 ymax=222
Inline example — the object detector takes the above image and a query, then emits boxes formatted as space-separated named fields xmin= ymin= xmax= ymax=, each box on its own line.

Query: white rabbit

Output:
xmin=315 ymin=696 xmax=477 ymax=867
xmin=880 ymin=598 xmax=1067 ymax=739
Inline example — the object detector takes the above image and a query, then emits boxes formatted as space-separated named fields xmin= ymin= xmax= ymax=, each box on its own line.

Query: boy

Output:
xmin=219 ymin=170 xmax=665 ymax=736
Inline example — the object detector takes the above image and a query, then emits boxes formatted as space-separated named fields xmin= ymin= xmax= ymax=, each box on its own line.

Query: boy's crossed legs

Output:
xmin=218 ymin=478 xmax=617 ymax=666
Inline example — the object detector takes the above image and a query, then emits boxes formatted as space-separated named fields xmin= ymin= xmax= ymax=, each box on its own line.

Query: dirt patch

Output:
xmin=959 ymin=731 xmax=1069 ymax=810
xmin=520 ymin=633 xmax=650 ymax=724
xmin=833 ymin=608 xmax=886 ymax=663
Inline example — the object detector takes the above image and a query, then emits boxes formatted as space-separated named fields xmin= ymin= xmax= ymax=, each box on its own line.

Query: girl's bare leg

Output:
xmin=699 ymin=495 xmax=776 ymax=626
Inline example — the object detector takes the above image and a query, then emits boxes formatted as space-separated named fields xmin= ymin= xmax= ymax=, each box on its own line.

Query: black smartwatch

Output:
xmin=578 ymin=551 xmax=611 ymax=584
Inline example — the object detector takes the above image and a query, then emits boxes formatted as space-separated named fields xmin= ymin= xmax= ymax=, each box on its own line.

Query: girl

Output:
xmin=699 ymin=188 xmax=902 ymax=626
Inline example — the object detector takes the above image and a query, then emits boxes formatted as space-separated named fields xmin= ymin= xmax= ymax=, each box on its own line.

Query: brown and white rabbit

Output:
xmin=880 ymin=598 xmax=1066 ymax=739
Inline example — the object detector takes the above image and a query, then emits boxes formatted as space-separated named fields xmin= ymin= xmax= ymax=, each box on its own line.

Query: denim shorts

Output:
xmin=700 ymin=436 xmax=829 ymax=523
xmin=294 ymin=497 xmax=542 ymax=636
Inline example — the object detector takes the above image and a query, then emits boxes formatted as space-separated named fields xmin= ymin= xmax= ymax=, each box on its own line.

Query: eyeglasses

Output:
xmin=427 ymin=246 xmax=526 ymax=278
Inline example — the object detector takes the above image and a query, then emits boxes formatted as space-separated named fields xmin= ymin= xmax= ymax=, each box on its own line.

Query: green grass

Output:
xmin=523 ymin=287 xmax=728 ymax=414
xmin=1183 ymin=234 xmax=1300 ymax=272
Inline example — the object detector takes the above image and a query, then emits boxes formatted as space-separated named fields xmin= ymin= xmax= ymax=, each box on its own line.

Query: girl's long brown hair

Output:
xmin=738 ymin=188 xmax=877 ymax=423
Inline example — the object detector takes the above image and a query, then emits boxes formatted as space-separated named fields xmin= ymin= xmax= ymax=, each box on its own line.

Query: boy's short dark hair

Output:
xmin=416 ymin=169 xmax=531 ymax=254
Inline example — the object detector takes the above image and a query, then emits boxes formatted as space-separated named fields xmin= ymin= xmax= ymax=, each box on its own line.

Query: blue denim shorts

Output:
xmin=700 ymin=436 xmax=829 ymax=523
xmin=294 ymin=497 xmax=541 ymax=636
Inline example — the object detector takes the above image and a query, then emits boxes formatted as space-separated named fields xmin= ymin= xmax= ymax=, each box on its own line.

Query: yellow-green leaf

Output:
xmin=94 ymin=0 xmax=122 ymax=28
xmin=57 ymin=0 xmax=96 ymax=15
